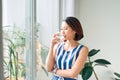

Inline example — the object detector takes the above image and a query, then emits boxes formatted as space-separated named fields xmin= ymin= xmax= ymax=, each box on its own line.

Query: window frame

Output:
xmin=25 ymin=0 xmax=37 ymax=80
xmin=0 ymin=0 xmax=4 ymax=79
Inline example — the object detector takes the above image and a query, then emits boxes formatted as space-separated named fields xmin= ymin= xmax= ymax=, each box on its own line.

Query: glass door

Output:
xmin=36 ymin=0 xmax=60 ymax=80
xmin=3 ymin=0 xmax=26 ymax=80
xmin=2 ymin=0 xmax=60 ymax=80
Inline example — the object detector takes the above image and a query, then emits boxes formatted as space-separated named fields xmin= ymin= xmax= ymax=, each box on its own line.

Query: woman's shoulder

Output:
xmin=79 ymin=44 xmax=88 ymax=52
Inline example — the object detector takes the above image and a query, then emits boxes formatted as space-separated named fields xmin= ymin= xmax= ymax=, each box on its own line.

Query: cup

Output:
xmin=56 ymin=32 xmax=63 ymax=41
xmin=59 ymin=33 xmax=64 ymax=41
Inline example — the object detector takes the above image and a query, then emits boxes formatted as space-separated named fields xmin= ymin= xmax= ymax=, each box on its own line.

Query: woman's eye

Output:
xmin=61 ymin=26 xmax=68 ymax=30
xmin=60 ymin=28 xmax=63 ymax=30
xmin=64 ymin=27 xmax=67 ymax=30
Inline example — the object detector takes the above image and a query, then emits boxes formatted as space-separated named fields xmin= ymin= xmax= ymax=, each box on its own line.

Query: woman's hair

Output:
xmin=64 ymin=16 xmax=84 ymax=41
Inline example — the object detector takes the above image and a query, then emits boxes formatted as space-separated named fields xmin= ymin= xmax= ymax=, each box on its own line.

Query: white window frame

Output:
xmin=25 ymin=0 xmax=37 ymax=80
xmin=1 ymin=0 xmax=37 ymax=80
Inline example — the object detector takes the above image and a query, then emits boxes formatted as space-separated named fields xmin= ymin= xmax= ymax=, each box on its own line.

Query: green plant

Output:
xmin=80 ymin=49 xmax=111 ymax=80
xmin=3 ymin=23 xmax=49 ymax=80
xmin=4 ymin=38 xmax=19 ymax=80
xmin=114 ymin=72 xmax=120 ymax=80
xmin=3 ymin=25 xmax=26 ymax=80
xmin=42 ymin=46 xmax=49 ymax=76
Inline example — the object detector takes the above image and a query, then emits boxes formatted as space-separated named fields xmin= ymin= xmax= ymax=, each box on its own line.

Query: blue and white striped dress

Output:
xmin=52 ymin=42 xmax=83 ymax=80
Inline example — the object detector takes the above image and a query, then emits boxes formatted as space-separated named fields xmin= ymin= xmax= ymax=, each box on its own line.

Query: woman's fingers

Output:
xmin=52 ymin=32 xmax=61 ymax=45
xmin=52 ymin=37 xmax=60 ymax=44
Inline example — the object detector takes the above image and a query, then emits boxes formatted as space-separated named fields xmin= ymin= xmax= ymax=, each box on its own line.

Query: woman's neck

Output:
xmin=64 ymin=40 xmax=79 ymax=51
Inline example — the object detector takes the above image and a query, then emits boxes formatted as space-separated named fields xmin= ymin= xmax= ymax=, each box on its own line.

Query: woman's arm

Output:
xmin=56 ymin=46 xmax=88 ymax=78
xmin=46 ymin=32 xmax=60 ymax=72
xmin=45 ymin=44 xmax=56 ymax=72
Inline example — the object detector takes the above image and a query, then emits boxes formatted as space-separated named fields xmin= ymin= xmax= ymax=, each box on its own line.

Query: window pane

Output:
xmin=2 ymin=0 xmax=60 ymax=80
xmin=3 ymin=0 xmax=26 ymax=80
xmin=25 ymin=0 xmax=37 ymax=80
xmin=36 ymin=0 xmax=59 ymax=80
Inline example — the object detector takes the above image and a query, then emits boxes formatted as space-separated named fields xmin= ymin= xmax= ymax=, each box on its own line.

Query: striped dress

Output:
xmin=52 ymin=42 xmax=83 ymax=80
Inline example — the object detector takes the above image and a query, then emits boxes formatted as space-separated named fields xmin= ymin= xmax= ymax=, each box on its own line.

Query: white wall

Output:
xmin=76 ymin=0 xmax=120 ymax=80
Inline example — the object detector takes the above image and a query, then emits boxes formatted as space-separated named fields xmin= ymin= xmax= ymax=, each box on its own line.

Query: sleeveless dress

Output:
xmin=52 ymin=42 xmax=83 ymax=80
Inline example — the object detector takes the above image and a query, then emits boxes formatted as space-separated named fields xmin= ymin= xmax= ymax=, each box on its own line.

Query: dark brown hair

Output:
xmin=64 ymin=17 xmax=84 ymax=41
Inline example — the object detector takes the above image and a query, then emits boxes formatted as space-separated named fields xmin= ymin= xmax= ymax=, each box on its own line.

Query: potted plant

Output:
xmin=80 ymin=49 xmax=111 ymax=80
xmin=114 ymin=72 xmax=120 ymax=80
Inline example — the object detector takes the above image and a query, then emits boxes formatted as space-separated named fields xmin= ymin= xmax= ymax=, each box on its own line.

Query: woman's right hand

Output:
xmin=51 ymin=32 xmax=61 ymax=46
xmin=46 ymin=32 xmax=60 ymax=72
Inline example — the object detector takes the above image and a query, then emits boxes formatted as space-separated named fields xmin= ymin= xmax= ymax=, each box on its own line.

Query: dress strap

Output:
xmin=75 ymin=45 xmax=84 ymax=60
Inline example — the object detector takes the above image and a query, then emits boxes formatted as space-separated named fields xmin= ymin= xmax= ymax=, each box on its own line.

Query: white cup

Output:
xmin=56 ymin=32 xmax=64 ymax=41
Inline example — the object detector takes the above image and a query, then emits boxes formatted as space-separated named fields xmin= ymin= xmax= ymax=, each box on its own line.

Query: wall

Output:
xmin=75 ymin=0 xmax=120 ymax=80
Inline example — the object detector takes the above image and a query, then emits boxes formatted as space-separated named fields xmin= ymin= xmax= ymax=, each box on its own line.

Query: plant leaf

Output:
xmin=88 ymin=49 xmax=100 ymax=57
xmin=84 ymin=62 xmax=93 ymax=67
xmin=114 ymin=72 xmax=120 ymax=78
xmin=115 ymin=78 xmax=120 ymax=80
xmin=94 ymin=63 xmax=108 ymax=67
xmin=81 ymin=66 xmax=93 ymax=80
xmin=41 ymin=66 xmax=49 ymax=76
xmin=94 ymin=59 xmax=111 ymax=65
xmin=80 ymin=62 xmax=93 ymax=75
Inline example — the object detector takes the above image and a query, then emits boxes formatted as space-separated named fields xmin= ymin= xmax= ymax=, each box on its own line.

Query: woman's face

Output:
xmin=60 ymin=21 xmax=76 ymax=41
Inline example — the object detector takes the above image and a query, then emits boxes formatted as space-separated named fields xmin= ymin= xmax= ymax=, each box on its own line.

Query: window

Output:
xmin=3 ymin=0 xmax=26 ymax=80
xmin=2 ymin=0 xmax=60 ymax=80
xmin=2 ymin=0 xmax=75 ymax=79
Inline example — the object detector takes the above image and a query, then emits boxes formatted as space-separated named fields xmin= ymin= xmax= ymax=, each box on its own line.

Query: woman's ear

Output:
xmin=73 ymin=31 xmax=76 ymax=35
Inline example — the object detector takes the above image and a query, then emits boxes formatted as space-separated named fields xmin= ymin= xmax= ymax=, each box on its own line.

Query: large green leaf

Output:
xmin=88 ymin=49 xmax=100 ymax=57
xmin=94 ymin=63 xmax=108 ymax=67
xmin=41 ymin=66 xmax=49 ymax=76
xmin=81 ymin=66 xmax=93 ymax=80
xmin=41 ymin=45 xmax=49 ymax=64
xmin=115 ymin=78 xmax=120 ymax=80
xmin=84 ymin=62 xmax=93 ymax=67
xmin=80 ymin=62 xmax=93 ymax=75
xmin=114 ymin=72 xmax=120 ymax=78
xmin=94 ymin=59 xmax=111 ymax=65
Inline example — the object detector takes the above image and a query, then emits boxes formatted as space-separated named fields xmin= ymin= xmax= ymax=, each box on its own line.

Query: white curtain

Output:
xmin=62 ymin=0 xmax=75 ymax=18
xmin=59 ymin=0 xmax=75 ymax=28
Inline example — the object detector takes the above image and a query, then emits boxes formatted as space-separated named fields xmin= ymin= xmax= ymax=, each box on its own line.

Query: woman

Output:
xmin=46 ymin=17 xmax=88 ymax=80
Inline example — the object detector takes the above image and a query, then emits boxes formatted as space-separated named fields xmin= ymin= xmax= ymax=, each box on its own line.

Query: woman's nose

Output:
xmin=60 ymin=30 xmax=64 ymax=35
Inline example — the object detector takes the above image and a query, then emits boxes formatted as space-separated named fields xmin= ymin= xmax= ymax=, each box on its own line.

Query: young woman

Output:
xmin=46 ymin=17 xmax=88 ymax=80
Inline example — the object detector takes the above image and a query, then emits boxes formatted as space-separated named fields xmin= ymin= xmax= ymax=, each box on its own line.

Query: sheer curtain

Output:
xmin=59 ymin=0 xmax=75 ymax=28
xmin=60 ymin=0 xmax=75 ymax=18
xmin=63 ymin=0 xmax=75 ymax=17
